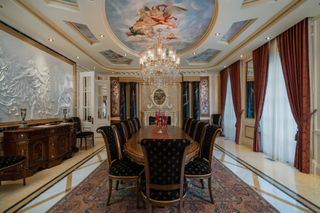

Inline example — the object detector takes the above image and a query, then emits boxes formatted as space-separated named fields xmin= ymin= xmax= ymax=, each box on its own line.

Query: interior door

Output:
xmin=95 ymin=79 xmax=111 ymax=137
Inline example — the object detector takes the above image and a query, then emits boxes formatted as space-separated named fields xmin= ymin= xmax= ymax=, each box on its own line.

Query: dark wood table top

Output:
xmin=124 ymin=125 xmax=199 ymax=165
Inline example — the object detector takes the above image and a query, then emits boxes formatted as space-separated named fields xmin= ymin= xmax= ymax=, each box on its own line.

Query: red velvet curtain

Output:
xmin=229 ymin=61 xmax=242 ymax=144
xmin=220 ymin=68 xmax=228 ymax=116
xmin=277 ymin=18 xmax=311 ymax=173
xmin=252 ymin=43 xmax=269 ymax=152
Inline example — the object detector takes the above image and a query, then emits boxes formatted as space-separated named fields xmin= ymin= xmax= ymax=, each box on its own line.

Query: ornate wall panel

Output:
xmin=200 ymin=77 xmax=210 ymax=117
xmin=0 ymin=24 xmax=75 ymax=122
xmin=110 ymin=77 xmax=120 ymax=117
xmin=192 ymin=81 xmax=200 ymax=120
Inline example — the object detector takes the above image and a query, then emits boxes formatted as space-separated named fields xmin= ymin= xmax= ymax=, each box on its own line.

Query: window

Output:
xmin=246 ymin=60 xmax=254 ymax=118
xmin=260 ymin=40 xmax=297 ymax=165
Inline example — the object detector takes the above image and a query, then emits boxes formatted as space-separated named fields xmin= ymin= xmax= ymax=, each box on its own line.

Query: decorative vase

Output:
xmin=63 ymin=108 xmax=68 ymax=122
xmin=19 ymin=108 xmax=28 ymax=128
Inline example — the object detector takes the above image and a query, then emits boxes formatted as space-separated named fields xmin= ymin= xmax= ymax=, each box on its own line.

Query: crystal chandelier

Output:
xmin=139 ymin=30 xmax=180 ymax=87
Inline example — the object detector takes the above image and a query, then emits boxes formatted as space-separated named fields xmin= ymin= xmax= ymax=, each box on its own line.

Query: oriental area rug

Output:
xmin=48 ymin=158 xmax=278 ymax=213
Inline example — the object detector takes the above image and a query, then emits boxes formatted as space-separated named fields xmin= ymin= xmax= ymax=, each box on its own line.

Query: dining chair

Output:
xmin=194 ymin=122 xmax=208 ymax=142
xmin=183 ymin=118 xmax=192 ymax=132
xmin=71 ymin=117 xmax=94 ymax=150
xmin=189 ymin=120 xmax=200 ymax=139
xmin=128 ymin=118 xmax=137 ymax=133
xmin=96 ymin=126 xmax=144 ymax=206
xmin=184 ymin=125 xmax=222 ymax=204
xmin=121 ymin=120 xmax=132 ymax=140
xmin=140 ymin=139 xmax=190 ymax=213
xmin=187 ymin=119 xmax=198 ymax=137
xmin=0 ymin=155 xmax=27 ymax=186
xmin=133 ymin=117 xmax=141 ymax=130
xmin=112 ymin=123 xmax=127 ymax=158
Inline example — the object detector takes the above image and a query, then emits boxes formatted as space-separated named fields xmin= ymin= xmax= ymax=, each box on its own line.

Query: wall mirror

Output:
xmin=153 ymin=89 xmax=166 ymax=106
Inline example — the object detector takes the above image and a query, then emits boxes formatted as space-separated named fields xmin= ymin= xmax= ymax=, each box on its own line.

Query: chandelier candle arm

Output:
xmin=139 ymin=30 xmax=180 ymax=87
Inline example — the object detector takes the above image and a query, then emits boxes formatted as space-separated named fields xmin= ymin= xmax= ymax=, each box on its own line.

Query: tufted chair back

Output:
xmin=113 ymin=123 xmax=126 ymax=152
xmin=141 ymin=139 xmax=190 ymax=196
xmin=96 ymin=126 xmax=119 ymax=165
xmin=128 ymin=119 xmax=137 ymax=133
xmin=134 ymin=117 xmax=141 ymax=129
xmin=194 ymin=122 xmax=208 ymax=142
xmin=121 ymin=120 xmax=132 ymax=139
xmin=183 ymin=118 xmax=192 ymax=132
xmin=200 ymin=125 xmax=222 ymax=166
xmin=187 ymin=119 xmax=198 ymax=136
xmin=189 ymin=121 xmax=200 ymax=139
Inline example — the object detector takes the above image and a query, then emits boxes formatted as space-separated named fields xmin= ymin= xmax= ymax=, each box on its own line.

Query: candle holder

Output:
xmin=19 ymin=108 xmax=28 ymax=128
xmin=63 ymin=108 xmax=68 ymax=122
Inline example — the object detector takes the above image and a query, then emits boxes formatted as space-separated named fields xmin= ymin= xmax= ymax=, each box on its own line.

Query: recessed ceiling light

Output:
xmin=193 ymin=52 xmax=196 ymax=55
xmin=93 ymin=66 xmax=96 ymax=70
xmin=76 ymin=56 xmax=80 ymax=59
xmin=240 ymin=54 xmax=243 ymax=58
xmin=224 ymin=65 xmax=227 ymax=68
xmin=266 ymin=36 xmax=272 ymax=40
xmin=215 ymin=32 xmax=220 ymax=36
xmin=124 ymin=53 xmax=127 ymax=56
xmin=48 ymin=38 xmax=54 ymax=42
xmin=99 ymin=34 xmax=105 ymax=38
xmin=112 ymin=72 xmax=115 ymax=74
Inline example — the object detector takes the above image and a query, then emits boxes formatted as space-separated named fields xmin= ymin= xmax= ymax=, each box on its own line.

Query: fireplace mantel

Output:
xmin=142 ymin=110 xmax=177 ymax=126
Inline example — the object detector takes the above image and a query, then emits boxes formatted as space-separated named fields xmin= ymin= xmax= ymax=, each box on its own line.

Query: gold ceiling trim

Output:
xmin=213 ymin=0 xmax=304 ymax=68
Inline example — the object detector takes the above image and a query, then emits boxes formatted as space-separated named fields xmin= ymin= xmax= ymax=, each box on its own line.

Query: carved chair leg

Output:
xmin=85 ymin=138 xmax=87 ymax=150
xmin=200 ymin=179 xmax=204 ymax=189
xmin=146 ymin=202 xmax=152 ymax=213
xmin=208 ymin=178 xmax=214 ymax=204
xmin=115 ymin=180 xmax=119 ymax=190
xmin=107 ymin=179 xmax=113 ymax=206
xmin=136 ymin=178 xmax=140 ymax=208
xmin=92 ymin=135 xmax=95 ymax=147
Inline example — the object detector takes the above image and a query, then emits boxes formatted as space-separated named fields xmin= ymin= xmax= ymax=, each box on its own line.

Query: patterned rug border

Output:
xmin=48 ymin=156 xmax=279 ymax=213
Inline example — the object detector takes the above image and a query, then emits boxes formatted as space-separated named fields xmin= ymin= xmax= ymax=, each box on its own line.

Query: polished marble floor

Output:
xmin=0 ymin=137 xmax=319 ymax=213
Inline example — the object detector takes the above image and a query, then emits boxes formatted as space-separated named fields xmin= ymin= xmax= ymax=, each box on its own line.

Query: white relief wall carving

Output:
xmin=0 ymin=29 xmax=74 ymax=122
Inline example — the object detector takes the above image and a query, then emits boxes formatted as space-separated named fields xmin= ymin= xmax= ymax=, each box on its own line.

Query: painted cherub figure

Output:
xmin=127 ymin=4 xmax=187 ymax=38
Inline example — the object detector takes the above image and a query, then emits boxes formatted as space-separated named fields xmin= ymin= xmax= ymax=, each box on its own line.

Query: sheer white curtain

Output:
xmin=260 ymin=40 xmax=297 ymax=165
xmin=223 ymin=73 xmax=236 ymax=141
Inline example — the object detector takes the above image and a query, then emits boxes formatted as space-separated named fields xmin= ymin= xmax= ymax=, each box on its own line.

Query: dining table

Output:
xmin=124 ymin=125 xmax=200 ymax=165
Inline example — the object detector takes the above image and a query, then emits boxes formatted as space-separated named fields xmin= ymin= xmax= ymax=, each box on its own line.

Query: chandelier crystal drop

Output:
xmin=139 ymin=30 xmax=180 ymax=87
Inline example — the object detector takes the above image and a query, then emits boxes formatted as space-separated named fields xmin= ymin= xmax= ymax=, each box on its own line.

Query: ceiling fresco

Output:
xmin=105 ymin=0 xmax=216 ymax=53
xmin=187 ymin=48 xmax=220 ymax=63
xmin=100 ymin=49 xmax=132 ymax=65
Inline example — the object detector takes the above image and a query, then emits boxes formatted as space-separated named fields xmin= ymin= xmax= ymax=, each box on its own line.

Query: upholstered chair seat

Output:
xmin=185 ymin=157 xmax=211 ymax=176
xmin=109 ymin=157 xmax=143 ymax=177
xmin=0 ymin=155 xmax=27 ymax=185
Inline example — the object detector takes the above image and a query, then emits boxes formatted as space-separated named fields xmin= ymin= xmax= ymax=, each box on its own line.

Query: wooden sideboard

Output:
xmin=2 ymin=123 xmax=76 ymax=178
